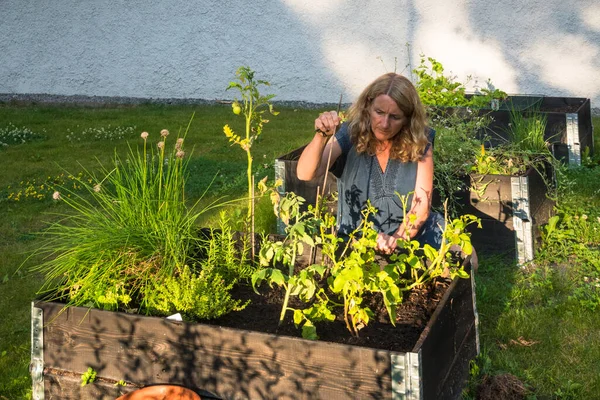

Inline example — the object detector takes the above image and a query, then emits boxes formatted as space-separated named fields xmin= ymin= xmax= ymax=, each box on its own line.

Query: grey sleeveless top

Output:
xmin=333 ymin=123 xmax=434 ymax=237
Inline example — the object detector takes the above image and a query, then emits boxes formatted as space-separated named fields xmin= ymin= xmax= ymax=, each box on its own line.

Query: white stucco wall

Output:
xmin=1 ymin=0 xmax=599 ymax=107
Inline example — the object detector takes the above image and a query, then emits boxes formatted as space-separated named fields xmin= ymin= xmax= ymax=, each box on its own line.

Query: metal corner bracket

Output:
xmin=511 ymin=176 xmax=534 ymax=265
xmin=391 ymin=351 xmax=422 ymax=400
xmin=31 ymin=302 xmax=45 ymax=400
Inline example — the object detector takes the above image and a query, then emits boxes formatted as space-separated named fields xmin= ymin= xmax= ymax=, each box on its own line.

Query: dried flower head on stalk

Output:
xmin=157 ymin=142 xmax=164 ymax=150
xmin=176 ymin=150 xmax=185 ymax=159
xmin=93 ymin=184 xmax=102 ymax=193
xmin=160 ymin=129 xmax=169 ymax=137
xmin=176 ymin=138 xmax=184 ymax=150
xmin=52 ymin=191 xmax=61 ymax=201
xmin=141 ymin=131 xmax=149 ymax=140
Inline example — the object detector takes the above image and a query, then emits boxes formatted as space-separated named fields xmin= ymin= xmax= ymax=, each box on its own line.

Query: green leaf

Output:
xmin=423 ymin=244 xmax=437 ymax=261
xmin=293 ymin=309 xmax=304 ymax=327
xmin=251 ymin=269 xmax=267 ymax=292
xmin=226 ymin=82 xmax=242 ymax=91
xmin=301 ymin=320 xmax=319 ymax=340
xmin=269 ymin=269 xmax=286 ymax=286
xmin=453 ymin=268 xmax=470 ymax=279
xmin=461 ymin=240 xmax=473 ymax=255
xmin=308 ymin=264 xmax=327 ymax=277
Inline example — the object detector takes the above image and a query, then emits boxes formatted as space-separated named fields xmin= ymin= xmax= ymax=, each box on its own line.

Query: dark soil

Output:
xmin=204 ymin=271 xmax=450 ymax=353
xmin=476 ymin=374 xmax=529 ymax=400
xmin=196 ymin=231 xmax=454 ymax=353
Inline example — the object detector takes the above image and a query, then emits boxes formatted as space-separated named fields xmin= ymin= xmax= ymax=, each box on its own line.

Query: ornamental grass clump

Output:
xmin=31 ymin=120 xmax=239 ymax=316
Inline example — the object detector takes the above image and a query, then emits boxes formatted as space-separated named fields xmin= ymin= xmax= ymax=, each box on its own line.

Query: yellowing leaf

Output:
xmin=257 ymin=176 xmax=268 ymax=194
xmin=223 ymin=124 xmax=235 ymax=138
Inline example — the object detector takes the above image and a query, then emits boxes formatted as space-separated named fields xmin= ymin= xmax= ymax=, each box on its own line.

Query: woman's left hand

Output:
xmin=376 ymin=232 xmax=399 ymax=255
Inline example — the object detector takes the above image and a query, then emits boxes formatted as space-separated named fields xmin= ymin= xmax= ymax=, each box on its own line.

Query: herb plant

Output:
xmin=506 ymin=103 xmax=549 ymax=154
xmin=146 ymin=264 xmax=248 ymax=320
xmin=29 ymin=119 xmax=231 ymax=314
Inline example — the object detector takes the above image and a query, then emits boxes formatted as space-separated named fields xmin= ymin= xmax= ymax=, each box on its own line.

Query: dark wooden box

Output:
xmin=464 ymin=166 xmax=555 ymax=264
xmin=274 ymin=145 xmax=338 ymax=234
xmin=475 ymin=96 xmax=593 ymax=166
xmin=274 ymin=145 xmax=337 ymax=209
xmin=31 ymin=259 xmax=478 ymax=400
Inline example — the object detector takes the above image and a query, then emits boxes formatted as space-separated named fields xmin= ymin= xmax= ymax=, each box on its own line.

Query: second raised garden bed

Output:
xmin=475 ymin=95 xmax=593 ymax=166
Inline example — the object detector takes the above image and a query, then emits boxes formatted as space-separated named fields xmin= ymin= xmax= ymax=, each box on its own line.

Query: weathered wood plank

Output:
xmin=413 ymin=260 xmax=477 ymax=400
xmin=39 ymin=301 xmax=393 ymax=399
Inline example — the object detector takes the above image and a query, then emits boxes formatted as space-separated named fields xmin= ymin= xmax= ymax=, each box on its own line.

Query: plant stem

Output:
xmin=251 ymin=175 xmax=255 ymax=260
xmin=246 ymin=102 xmax=253 ymax=221
xmin=278 ymin=242 xmax=298 ymax=327
xmin=343 ymin=293 xmax=353 ymax=335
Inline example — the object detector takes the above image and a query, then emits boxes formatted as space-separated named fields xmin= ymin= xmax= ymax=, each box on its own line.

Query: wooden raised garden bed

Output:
xmin=464 ymin=165 xmax=555 ymax=264
xmin=274 ymin=145 xmax=338 ymax=233
xmin=474 ymin=95 xmax=594 ymax=166
xmin=31 ymin=254 xmax=479 ymax=400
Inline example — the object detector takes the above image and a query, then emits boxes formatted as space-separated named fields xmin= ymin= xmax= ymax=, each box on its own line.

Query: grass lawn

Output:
xmin=0 ymin=102 xmax=599 ymax=399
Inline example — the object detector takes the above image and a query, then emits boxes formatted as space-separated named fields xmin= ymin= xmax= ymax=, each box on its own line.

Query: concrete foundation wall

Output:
xmin=1 ymin=0 xmax=598 ymax=106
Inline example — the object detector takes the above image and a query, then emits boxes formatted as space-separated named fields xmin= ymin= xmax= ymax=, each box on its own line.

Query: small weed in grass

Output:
xmin=0 ymin=123 xmax=46 ymax=147
xmin=65 ymin=124 xmax=137 ymax=143
xmin=4 ymin=172 xmax=90 ymax=202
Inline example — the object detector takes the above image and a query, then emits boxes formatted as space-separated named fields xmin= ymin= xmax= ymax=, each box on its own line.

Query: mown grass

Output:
xmin=0 ymin=102 xmax=318 ymax=398
xmin=0 ymin=103 xmax=598 ymax=399
xmin=463 ymin=128 xmax=600 ymax=399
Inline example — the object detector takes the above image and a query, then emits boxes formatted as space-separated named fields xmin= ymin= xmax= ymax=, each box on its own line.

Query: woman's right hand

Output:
xmin=315 ymin=111 xmax=341 ymax=137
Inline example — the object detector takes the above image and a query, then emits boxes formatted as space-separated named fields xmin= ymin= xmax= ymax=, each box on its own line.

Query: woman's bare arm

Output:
xmin=396 ymin=146 xmax=434 ymax=239
xmin=376 ymin=146 xmax=434 ymax=254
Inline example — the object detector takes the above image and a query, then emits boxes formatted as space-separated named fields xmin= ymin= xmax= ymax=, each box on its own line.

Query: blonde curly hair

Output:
xmin=346 ymin=73 xmax=429 ymax=162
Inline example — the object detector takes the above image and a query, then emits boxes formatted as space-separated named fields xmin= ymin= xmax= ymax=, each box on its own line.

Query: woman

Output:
xmin=297 ymin=73 xmax=443 ymax=255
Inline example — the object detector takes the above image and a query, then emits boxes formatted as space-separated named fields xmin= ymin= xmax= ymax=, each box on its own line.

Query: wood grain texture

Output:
xmin=39 ymin=301 xmax=393 ymax=399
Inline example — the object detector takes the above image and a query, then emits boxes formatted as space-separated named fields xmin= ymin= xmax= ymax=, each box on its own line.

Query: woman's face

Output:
xmin=369 ymin=94 xmax=407 ymax=142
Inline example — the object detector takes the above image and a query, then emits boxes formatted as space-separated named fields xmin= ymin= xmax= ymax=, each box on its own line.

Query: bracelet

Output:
xmin=315 ymin=128 xmax=330 ymax=138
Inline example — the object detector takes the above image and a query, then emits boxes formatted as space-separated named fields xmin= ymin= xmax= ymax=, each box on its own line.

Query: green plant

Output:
xmin=254 ymin=190 xmax=479 ymax=339
xmin=413 ymin=55 xmax=506 ymax=108
xmin=65 ymin=124 xmax=137 ymax=143
xmin=388 ymin=198 xmax=478 ymax=289
xmin=414 ymin=56 xmax=470 ymax=107
xmin=470 ymin=102 xmax=556 ymax=182
xmin=506 ymin=104 xmax=549 ymax=154
xmin=415 ymin=55 xmax=506 ymax=216
xmin=0 ymin=123 xmax=46 ymax=147
xmin=471 ymin=145 xmax=528 ymax=176
xmin=223 ymin=66 xmax=279 ymax=222
xmin=80 ymin=367 xmax=97 ymax=387
xmin=325 ymin=204 xmax=392 ymax=337
xmin=430 ymin=110 xmax=488 ymax=216
xmin=146 ymin=264 xmax=248 ymax=320
xmin=470 ymin=80 xmax=508 ymax=109
xmin=29 ymin=118 xmax=231 ymax=314
xmin=252 ymin=193 xmax=326 ymax=334
xmin=202 ymin=210 xmax=256 ymax=283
